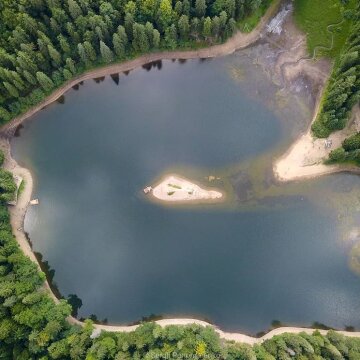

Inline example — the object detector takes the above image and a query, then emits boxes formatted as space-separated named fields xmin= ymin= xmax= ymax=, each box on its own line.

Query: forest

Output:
xmin=0 ymin=0 xmax=268 ymax=124
xmin=311 ymin=1 xmax=360 ymax=138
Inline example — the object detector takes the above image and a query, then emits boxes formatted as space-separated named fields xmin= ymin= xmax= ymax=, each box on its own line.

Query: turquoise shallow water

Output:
xmin=11 ymin=51 xmax=360 ymax=333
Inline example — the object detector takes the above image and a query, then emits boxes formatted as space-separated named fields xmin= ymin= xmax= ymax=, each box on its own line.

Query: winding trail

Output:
xmin=274 ymin=13 xmax=360 ymax=181
xmin=279 ymin=17 xmax=345 ymax=86
xmin=3 ymin=0 xmax=360 ymax=344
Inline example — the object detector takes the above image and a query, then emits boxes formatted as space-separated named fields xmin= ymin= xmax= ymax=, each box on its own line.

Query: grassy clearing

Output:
xmin=293 ymin=0 xmax=356 ymax=58
xmin=238 ymin=0 xmax=276 ymax=32
xmin=17 ymin=179 xmax=25 ymax=197
xmin=168 ymin=183 xmax=182 ymax=189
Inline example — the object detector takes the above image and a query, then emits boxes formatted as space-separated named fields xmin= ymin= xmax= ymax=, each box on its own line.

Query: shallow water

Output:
xmin=11 ymin=49 xmax=360 ymax=333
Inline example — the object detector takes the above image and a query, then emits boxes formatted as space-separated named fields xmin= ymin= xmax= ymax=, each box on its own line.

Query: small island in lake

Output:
xmin=149 ymin=175 xmax=223 ymax=203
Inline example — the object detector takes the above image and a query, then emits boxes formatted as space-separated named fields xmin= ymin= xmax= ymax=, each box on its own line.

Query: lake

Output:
xmin=11 ymin=47 xmax=360 ymax=334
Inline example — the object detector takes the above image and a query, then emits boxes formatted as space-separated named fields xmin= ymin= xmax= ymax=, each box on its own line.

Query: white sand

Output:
xmin=274 ymin=130 xmax=343 ymax=181
xmin=274 ymin=104 xmax=360 ymax=181
xmin=93 ymin=319 xmax=360 ymax=344
xmin=151 ymin=175 xmax=223 ymax=202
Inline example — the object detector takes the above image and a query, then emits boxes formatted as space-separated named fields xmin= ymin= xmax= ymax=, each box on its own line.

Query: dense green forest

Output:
xmin=0 ymin=0 xmax=269 ymax=124
xmin=328 ymin=131 xmax=360 ymax=165
xmin=311 ymin=2 xmax=360 ymax=138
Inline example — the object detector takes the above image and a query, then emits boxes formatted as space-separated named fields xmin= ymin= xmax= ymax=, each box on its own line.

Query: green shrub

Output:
xmin=329 ymin=147 xmax=346 ymax=162
xmin=342 ymin=132 xmax=360 ymax=151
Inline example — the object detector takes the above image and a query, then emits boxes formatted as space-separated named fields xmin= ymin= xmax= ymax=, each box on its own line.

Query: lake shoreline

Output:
xmin=3 ymin=0 xmax=360 ymax=343
xmin=0 ymin=0 xmax=281 ymax=136
xmin=4 ymin=110 xmax=360 ymax=345
xmin=273 ymin=98 xmax=360 ymax=181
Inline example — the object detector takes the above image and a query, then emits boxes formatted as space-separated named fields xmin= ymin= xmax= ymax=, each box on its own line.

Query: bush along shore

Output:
xmin=0 ymin=0 xmax=276 ymax=125
xmin=311 ymin=1 xmax=360 ymax=138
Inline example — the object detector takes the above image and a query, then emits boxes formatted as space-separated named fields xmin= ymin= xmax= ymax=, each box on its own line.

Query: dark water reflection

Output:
xmin=11 ymin=52 xmax=360 ymax=333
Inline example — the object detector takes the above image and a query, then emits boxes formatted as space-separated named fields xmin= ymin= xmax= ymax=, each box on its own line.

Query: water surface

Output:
xmin=12 ymin=51 xmax=360 ymax=333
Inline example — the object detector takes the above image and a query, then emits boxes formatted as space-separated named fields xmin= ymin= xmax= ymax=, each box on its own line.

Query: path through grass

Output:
xmin=294 ymin=0 xmax=356 ymax=58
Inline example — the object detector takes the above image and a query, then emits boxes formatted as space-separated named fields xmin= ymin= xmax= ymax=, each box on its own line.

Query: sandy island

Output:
xmin=150 ymin=175 xmax=223 ymax=203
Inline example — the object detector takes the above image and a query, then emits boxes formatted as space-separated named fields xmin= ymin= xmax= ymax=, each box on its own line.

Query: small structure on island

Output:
xmin=143 ymin=186 xmax=153 ymax=194
xmin=324 ymin=139 xmax=332 ymax=149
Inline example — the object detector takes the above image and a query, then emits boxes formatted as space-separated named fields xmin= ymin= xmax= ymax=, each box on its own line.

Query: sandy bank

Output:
xmin=90 ymin=319 xmax=360 ymax=345
xmin=274 ymin=104 xmax=360 ymax=181
xmin=150 ymin=174 xmax=223 ymax=203
xmin=271 ymin=9 xmax=360 ymax=182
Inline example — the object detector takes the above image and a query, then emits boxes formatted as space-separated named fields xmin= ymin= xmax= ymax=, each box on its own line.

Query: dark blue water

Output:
xmin=12 ymin=54 xmax=360 ymax=334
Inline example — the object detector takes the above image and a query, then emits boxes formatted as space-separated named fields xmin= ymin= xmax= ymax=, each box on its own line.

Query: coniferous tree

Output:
xmin=83 ymin=41 xmax=97 ymax=62
xmin=182 ymin=0 xmax=191 ymax=16
xmin=36 ymin=71 xmax=55 ymax=92
xmin=3 ymin=82 xmax=20 ymax=98
xmin=175 ymin=1 xmax=182 ymax=17
xmin=0 ymin=106 xmax=11 ymax=122
xmin=191 ymin=18 xmax=201 ymax=37
xmin=100 ymin=41 xmax=114 ymax=63
xmin=57 ymin=35 xmax=72 ymax=55
xmin=68 ymin=0 xmax=83 ymax=19
xmin=22 ymin=70 xmax=37 ymax=85
xmin=48 ymin=45 xmax=62 ymax=66
xmin=195 ymin=0 xmax=206 ymax=17
xmin=124 ymin=13 xmax=135 ymax=41
xmin=65 ymin=58 xmax=76 ymax=74
xmin=113 ymin=33 xmax=125 ymax=58
xmin=178 ymin=15 xmax=190 ymax=41
xmin=219 ymin=10 xmax=228 ymax=32
xmin=158 ymin=0 xmax=174 ymax=31
xmin=153 ymin=29 xmax=161 ymax=48
xmin=16 ymin=52 xmax=38 ymax=74
xmin=77 ymin=43 xmax=89 ymax=65
xmin=203 ymin=17 xmax=212 ymax=39
xmin=63 ymin=68 xmax=73 ymax=80
xmin=212 ymin=16 xmax=220 ymax=38
xmin=132 ymin=23 xmax=149 ymax=52
xmin=165 ymin=24 xmax=177 ymax=49
xmin=117 ymin=25 xmax=128 ymax=45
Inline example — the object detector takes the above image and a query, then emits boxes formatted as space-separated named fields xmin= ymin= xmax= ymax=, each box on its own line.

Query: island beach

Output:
xmin=150 ymin=174 xmax=223 ymax=203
